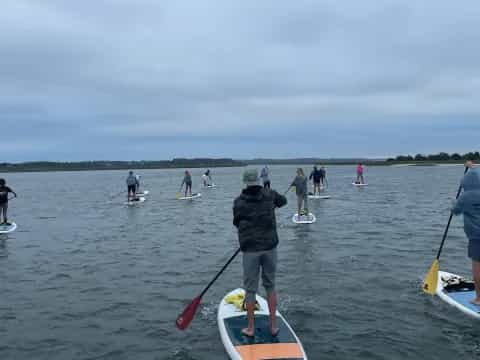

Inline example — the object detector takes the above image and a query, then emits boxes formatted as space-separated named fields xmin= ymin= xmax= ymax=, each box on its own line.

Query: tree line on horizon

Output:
xmin=387 ymin=151 xmax=480 ymax=162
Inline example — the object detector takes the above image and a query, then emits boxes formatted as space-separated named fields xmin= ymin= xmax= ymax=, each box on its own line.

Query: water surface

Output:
xmin=1 ymin=165 xmax=479 ymax=359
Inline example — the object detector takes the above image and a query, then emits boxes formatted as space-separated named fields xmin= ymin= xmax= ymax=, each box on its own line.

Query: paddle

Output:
xmin=176 ymin=248 xmax=241 ymax=330
xmin=176 ymin=184 xmax=183 ymax=199
xmin=422 ymin=166 xmax=469 ymax=294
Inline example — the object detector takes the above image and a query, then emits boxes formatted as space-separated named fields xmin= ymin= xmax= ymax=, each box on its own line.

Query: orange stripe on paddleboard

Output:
xmin=235 ymin=343 xmax=304 ymax=359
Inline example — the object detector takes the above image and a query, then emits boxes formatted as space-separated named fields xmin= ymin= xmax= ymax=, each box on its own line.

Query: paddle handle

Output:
xmin=435 ymin=166 xmax=469 ymax=259
xmin=199 ymin=248 xmax=241 ymax=298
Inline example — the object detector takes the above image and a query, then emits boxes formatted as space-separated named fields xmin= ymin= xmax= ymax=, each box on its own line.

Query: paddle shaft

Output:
xmin=199 ymin=248 xmax=241 ymax=298
xmin=435 ymin=166 xmax=469 ymax=260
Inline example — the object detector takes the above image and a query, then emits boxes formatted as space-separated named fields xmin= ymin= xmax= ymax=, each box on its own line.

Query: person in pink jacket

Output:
xmin=355 ymin=163 xmax=365 ymax=184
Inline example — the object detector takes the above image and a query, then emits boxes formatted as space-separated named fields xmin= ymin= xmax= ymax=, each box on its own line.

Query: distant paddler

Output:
xmin=126 ymin=171 xmax=140 ymax=202
xmin=288 ymin=168 xmax=309 ymax=218
xmin=0 ymin=178 xmax=17 ymax=225
xmin=260 ymin=165 xmax=271 ymax=189
xmin=135 ymin=174 xmax=141 ymax=193
xmin=202 ymin=169 xmax=213 ymax=187
xmin=309 ymin=165 xmax=324 ymax=195
xmin=181 ymin=170 xmax=193 ymax=197
xmin=355 ymin=163 xmax=365 ymax=184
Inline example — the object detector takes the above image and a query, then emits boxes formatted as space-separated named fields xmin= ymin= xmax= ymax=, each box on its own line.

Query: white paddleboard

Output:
xmin=218 ymin=288 xmax=308 ymax=360
xmin=0 ymin=222 xmax=17 ymax=234
xmin=436 ymin=271 xmax=480 ymax=319
xmin=135 ymin=190 xmax=149 ymax=196
xmin=308 ymin=194 xmax=331 ymax=199
xmin=352 ymin=183 xmax=368 ymax=187
xmin=292 ymin=213 xmax=316 ymax=224
xmin=124 ymin=197 xmax=146 ymax=205
xmin=178 ymin=193 xmax=202 ymax=200
xmin=204 ymin=184 xmax=216 ymax=188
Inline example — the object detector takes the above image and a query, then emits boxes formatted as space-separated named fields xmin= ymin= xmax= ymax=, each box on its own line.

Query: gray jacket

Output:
xmin=233 ymin=186 xmax=287 ymax=252
xmin=452 ymin=169 xmax=480 ymax=241
xmin=260 ymin=167 xmax=269 ymax=182
xmin=291 ymin=175 xmax=308 ymax=196
xmin=126 ymin=175 xmax=138 ymax=186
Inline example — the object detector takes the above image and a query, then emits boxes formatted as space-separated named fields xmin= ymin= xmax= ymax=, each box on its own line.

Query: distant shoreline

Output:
xmin=0 ymin=158 xmax=468 ymax=173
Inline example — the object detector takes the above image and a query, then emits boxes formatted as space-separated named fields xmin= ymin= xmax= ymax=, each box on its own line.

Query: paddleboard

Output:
xmin=0 ymin=222 xmax=17 ymax=234
xmin=124 ymin=197 xmax=146 ymax=205
xmin=135 ymin=190 xmax=149 ymax=196
xmin=178 ymin=193 xmax=202 ymax=200
xmin=436 ymin=271 xmax=480 ymax=319
xmin=352 ymin=183 xmax=368 ymax=187
xmin=218 ymin=288 xmax=308 ymax=360
xmin=308 ymin=194 xmax=331 ymax=199
xmin=292 ymin=213 xmax=316 ymax=224
xmin=204 ymin=184 xmax=216 ymax=188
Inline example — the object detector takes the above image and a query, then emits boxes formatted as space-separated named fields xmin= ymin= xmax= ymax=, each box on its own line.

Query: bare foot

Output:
xmin=271 ymin=327 xmax=279 ymax=337
xmin=470 ymin=298 xmax=480 ymax=306
xmin=241 ymin=328 xmax=255 ymax=337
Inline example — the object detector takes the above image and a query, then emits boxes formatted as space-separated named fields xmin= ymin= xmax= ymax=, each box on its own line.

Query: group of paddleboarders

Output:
xmin=0 ymin=178 xmax=17 ymax=225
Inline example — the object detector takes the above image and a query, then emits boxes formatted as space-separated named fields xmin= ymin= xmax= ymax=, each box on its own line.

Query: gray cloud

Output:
xmin=1 ymin=0 xmax=480 ymax=161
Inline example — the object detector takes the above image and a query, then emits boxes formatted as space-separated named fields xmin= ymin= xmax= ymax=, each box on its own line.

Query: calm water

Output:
xmin=1 ymin=165 xmax=480 ymax=360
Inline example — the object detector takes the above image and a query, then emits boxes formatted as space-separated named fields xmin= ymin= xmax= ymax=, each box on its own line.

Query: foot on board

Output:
xmin=241 ymin=328 xmax=255 ymax=337
xmin=271 ymin=327 xmax=279 ymax=337
xmin=469 ymin=298 xmax=480 ymax=306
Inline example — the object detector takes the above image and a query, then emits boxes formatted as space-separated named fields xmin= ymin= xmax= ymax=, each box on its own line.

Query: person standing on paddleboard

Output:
xmin=126 ymin=171 xmax=138 ymax=202
xmin=452 ymin=161 xmax=480 ymax=305
xmin=202 ymin=169 xmax=212 ymax=187
xmin=135 ymin=174 xmax=141 ymax=193
xmin=356 ymin=163 xmax=364 ymax=184
xmin=233 ymin=169 xmax=287 ymax=337
xmin=181 ymin=170 xmax=193 ymax=197
xmin=0 ymin=179 xmax=17 ymax=225
xmin=320 ymin=166 xmax=327 ymax=187
xmin=290 ymin=168 xmax=309 ymax=216
xmin=309 ymin=165 xmax=322 ymax=195
xmin=260 ymin=165 xmax=270 ymax=189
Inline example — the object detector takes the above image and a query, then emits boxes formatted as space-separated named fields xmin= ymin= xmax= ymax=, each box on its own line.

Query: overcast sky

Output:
xmin=1 ymin=1 xmax=480 ymax=161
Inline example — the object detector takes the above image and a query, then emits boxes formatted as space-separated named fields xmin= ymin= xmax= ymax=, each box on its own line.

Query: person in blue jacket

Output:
xmin=452 ymin=161 xmax=480 ymax=305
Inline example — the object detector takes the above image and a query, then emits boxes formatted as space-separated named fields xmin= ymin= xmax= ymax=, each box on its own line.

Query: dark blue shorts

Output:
xmin=468 ymin=239 xmax=480 ymax=262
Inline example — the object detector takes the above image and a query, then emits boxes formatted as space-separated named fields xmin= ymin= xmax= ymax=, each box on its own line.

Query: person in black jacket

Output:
xmin=233 ymin=168 xmax=287 ymax=337
xmin=0 ymin=178 xmax=17 ymax=225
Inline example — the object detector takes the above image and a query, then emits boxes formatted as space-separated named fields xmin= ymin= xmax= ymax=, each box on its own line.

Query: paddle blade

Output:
xmin=176 ymin=296 xmax=202 ymax=330
xmin=423 ymin=259 xmax=439 ymax=295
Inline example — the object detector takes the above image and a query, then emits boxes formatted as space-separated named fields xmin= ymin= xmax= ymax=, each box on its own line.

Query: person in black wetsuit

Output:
xmin=309 ymin=166 xmax=322 ymax=195
xmin=320 ymin=166 xmax=327 ymax=187
xmin=0 ymin=178 xmax=17 ymax=224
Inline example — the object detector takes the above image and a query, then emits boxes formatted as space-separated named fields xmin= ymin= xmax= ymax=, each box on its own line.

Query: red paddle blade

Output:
xmin=176 ymin=296 xmax=202 ymax=330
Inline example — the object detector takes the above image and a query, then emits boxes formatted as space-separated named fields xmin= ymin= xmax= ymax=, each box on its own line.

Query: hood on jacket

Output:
xmin=240 ymin=185 xmax=264 ymax=201
xmin=462 ymin=169 xmax=480 ymax=191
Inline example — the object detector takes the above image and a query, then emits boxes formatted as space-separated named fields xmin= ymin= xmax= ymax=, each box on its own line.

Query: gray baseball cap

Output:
xmin=243 ymin=169 xmax=260 ymax=186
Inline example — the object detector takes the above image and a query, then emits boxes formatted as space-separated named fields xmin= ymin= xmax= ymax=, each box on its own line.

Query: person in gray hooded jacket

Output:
xmin=233 ymin=169 xmax=287 ymax=337
xmin=290 ymin=168 xmax=309 ymax=217
xmin=452 ymin=161 xmax=480 ymax=305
